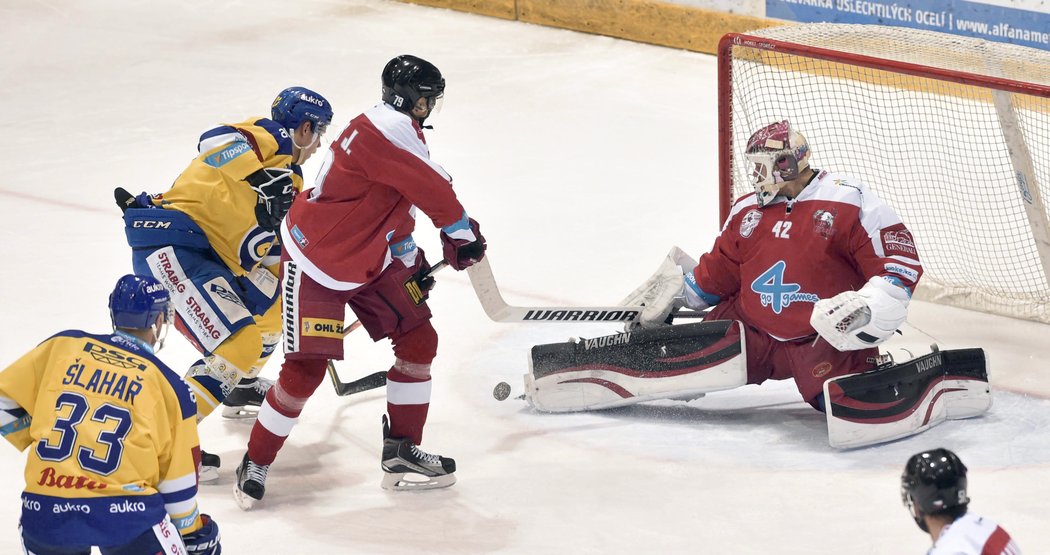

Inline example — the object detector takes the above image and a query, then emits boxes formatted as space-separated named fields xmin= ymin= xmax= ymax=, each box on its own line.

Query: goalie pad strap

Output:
xmin=824 ymin=348 xmax=990 ymax=448
xmin=527 ymin=320 xmax=747 ymax=412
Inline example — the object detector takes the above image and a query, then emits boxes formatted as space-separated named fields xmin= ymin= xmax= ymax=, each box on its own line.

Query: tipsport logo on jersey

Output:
xmin=750 ymin=260 xmax=819 ymax=314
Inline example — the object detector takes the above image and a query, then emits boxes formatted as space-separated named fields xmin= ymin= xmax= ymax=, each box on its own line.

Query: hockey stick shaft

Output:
xmin=465 ymin=256 xmax=704 ymax=323
xmin=326 ymin=260 xmax=449 ymax=396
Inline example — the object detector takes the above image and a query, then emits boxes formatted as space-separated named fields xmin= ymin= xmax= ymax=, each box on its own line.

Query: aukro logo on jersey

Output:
xmin=750 ymin=260 xmax=819 ymax=314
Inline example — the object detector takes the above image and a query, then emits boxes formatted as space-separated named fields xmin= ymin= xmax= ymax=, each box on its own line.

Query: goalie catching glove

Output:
xmin=440 ymin=213 xmax=486 ymax=271
xmin=620 ymin=247 xmax=720 ymax=329
xmin=810 ymin=276 xmax=911 ymax=351
xmin=245 ymin=167 xmax=295 ymax=232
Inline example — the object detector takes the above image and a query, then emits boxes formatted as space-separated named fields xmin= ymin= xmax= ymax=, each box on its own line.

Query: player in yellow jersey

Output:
xmin=0 ymin=274 xmax=220 ymax=554
xmin=118 ymin=87 xmax=333 ymax=480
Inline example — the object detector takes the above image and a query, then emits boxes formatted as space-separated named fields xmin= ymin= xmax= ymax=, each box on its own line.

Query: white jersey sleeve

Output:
xmin=929 ymin=513 xmax=1020 ymax=555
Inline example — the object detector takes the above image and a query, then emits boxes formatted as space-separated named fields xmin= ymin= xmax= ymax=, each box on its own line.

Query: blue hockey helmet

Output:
xmin=271 ymin=87 xmax=333 ymax=135
xmin=109 ymin=274 xmax=171 ymax=330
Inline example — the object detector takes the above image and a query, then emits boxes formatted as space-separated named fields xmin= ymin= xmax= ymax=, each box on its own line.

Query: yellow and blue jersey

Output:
xmin=151 ymin=117 xmax=304 ymax=275
xmin=0 ymin=330 xmax=203 ymax=547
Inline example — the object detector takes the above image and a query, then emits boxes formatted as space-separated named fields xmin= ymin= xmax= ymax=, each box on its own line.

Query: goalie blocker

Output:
xmin=526 ymin=321 xmax=747 ymax=412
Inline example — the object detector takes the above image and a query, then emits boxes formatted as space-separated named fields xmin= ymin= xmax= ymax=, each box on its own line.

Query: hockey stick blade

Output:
xmin=324 ymin=260 xmax=447 ymax=397
xmin=326 ymin=364 xmax=388 ymax=397
xmin=467 ymin=256 xmax=679 ymax=324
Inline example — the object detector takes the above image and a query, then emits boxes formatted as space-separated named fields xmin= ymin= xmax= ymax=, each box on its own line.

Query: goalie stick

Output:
xmin=326 ymin=260 xmax=449 ymax=397
xmin=466 ymin=256 xmax=704 ymax=324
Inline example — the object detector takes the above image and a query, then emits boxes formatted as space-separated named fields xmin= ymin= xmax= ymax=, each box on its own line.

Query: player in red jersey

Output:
xmin=682 ymin=119 xmax=922 ymax=409
xmin=902 ymin=448 xmax=1021 ymax=554
xmin=233 ymin=55 xmax=486 ymax=508
xmin=527 ymin=121 xmax=989 ymax=448
xmin=629 ymin=120 xmax=922 ymax=409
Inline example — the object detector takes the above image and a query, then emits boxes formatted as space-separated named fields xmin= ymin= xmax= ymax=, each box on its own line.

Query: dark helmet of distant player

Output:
xmin=109 ymin=274 xmax=171 ymax=330
xmin=271 ymin=87 xmax=334 ymax=135
xmin=744 ymin=120 xmax=811 ymax=208
xmin=381 ymin=55 xmax=445 ymax=123
xmin=901 ymin=448 xmax=970 ymax=531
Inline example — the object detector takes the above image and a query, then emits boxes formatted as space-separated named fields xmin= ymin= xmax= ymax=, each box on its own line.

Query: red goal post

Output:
xmin=718 ymin=24 xmax=1050 ymax=323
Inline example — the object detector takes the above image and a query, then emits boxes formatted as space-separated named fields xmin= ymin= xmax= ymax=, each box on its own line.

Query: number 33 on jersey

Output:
xmin=0 ymin=331 xmax=202 ymax=547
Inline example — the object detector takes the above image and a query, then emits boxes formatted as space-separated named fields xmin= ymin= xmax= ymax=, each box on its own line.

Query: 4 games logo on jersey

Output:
xmin=750 ymin=260 xmax=819 ymax=314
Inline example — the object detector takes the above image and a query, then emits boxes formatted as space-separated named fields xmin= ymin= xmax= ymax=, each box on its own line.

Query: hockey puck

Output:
xmin=493 ymin=381 xmax=511 ymax=401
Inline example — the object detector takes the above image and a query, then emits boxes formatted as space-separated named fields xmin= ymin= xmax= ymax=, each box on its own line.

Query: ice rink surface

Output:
xmin=1 ymin=0 xmax=1049 ymax=552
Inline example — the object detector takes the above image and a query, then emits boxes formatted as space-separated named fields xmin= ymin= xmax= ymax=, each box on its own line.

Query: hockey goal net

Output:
xmin=719 ymin=24 xmax=1050 ymax=323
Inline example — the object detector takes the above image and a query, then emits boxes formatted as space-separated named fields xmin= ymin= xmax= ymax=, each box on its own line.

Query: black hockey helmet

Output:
xmin=901 ymin=448 xmax=969 ymax=529
xmin=381 ymin=55 xmax=445 ymax=122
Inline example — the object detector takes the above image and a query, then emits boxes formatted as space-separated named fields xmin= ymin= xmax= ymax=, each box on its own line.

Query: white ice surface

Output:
xmin=1 ymin=1 xmax=1048 ymax=553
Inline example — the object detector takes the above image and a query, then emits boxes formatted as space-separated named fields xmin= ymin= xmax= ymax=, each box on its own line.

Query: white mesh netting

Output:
xmin=724 ymin=23 xmax=1050 ymax=323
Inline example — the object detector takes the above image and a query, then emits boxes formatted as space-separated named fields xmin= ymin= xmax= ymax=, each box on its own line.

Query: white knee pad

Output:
xmin=187 ymin=355 xmax=243 ymax=397
xmin=393 ymin=358 xmax=432 ymax=380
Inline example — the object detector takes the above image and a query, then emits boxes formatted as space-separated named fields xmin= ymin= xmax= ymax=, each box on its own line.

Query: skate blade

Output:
xmin=199 ymin=466 xmax=220 ymax=485
xmin=381 ymin=472 xmax=456 ymax=491
xmin=669 ymin=392 xmax=706 ymax=402
xmin=221 ymin=405 xmax=259 ymax=419
xmin=233 ymin=485 xmax=259 ymax=510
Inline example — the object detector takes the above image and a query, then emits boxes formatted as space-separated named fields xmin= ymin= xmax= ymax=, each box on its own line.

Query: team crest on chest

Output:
xmin=238 ymin=227 xmax=277 ymax=270
xmin=739 ymin=209 xmax=763 ymax=238
xmin=812 ymin=209 xmax=836 ymax=239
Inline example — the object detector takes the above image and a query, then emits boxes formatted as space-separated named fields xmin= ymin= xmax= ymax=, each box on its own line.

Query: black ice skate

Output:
xmin=222 ymin=376 xmax=274 ymax=419
xmin=380 ymin=415 xmax=456 ymax=491
xmin=199 ymin=450 xmax=220 ymax=484
xmin=233 ymin=453 xmax=269 ymax=510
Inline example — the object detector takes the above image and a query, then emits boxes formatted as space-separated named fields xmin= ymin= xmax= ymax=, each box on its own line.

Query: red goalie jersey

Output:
xmin=696 ymin=170 xmax=923 ymax=341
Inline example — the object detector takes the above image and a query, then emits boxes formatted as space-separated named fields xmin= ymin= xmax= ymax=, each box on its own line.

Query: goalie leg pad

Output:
xmin=824 ymin=348 xmax=990 ymax=449
xmin=526 ymin=320 xmax=747 ymax=412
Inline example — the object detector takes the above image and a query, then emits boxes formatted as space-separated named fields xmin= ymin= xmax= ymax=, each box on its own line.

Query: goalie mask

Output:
xmin=744 ymin=120 xmax=810 ymax=207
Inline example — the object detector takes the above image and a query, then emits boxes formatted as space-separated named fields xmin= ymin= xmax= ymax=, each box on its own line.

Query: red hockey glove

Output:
xmin=440 ymin=216 xmax=486 ymax=271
